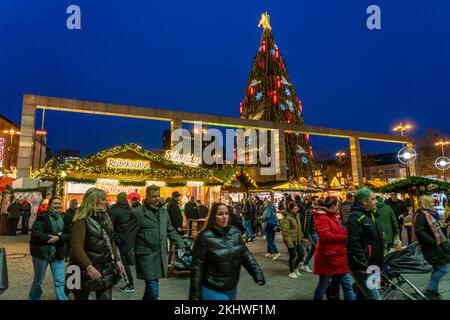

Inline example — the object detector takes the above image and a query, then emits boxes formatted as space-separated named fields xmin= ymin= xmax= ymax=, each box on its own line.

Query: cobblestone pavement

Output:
xmin=1 ymin=234 xmax=449 ymax=300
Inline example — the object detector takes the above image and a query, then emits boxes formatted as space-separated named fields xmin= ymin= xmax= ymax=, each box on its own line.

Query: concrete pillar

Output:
xmin=349 ymin=137 xmax=363 ymax=187
xmin=170 ymin=119 xmax=183 ymax=150
xmin=275 ymin=129 xmax=287 ymax=181
xmin=407 ymin=142 xmax=418 ymax=176
xmin=17 ymin=95 xmax=37 ymax=178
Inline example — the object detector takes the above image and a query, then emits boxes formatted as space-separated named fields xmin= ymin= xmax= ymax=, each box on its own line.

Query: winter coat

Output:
xmin=339 ymin=201 xmax=352 ymax=228
xmin=198 ymin=204 xmax=208 ymax=219
xmin=22 ymin=201 xmax=32 ymax=217
xmin=184 ymin=201 xmax=199 ymax=220
xmin=376 ymin=199 xmax=399 ymax=246
xmin=70 ymin=213 xmax=118 ymax=292
xmin=302 ymin=205 xmax=316 ymax=238
xmin=189 ymin=226 xmax=265 ymax=300
xmin=313 ymin=208 xmax=349 ymax=275
xmin=63 ymin=208 xmax=76 ymax=258
xmin=125 ymin=202 xmax=185 ymax=280
xmin=414 ymin=209 xmax=450 ymax=265
xmin=261 ymin=203 xmax=278 ymax=227
xmin=280 ymin=210 xmax=303 ymax=248
xmin=107 ymin=202 xmax=132 ymax=245
xmin=347 ymin=204 xmax=384 ymax=271
xmin=7 ymin=202 xmax=22 ymax=219
xmin=385 ymin=198 xmax=408 ymax=224
xmin=242 ymin=201 xmax=255 ymax=221
xmin=167 ymin=198 xmax=183 ymax=231
xmin=30 ymin=210 xmax=69 ymax=261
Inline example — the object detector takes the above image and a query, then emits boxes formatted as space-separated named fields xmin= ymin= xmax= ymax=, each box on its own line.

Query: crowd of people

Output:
xmin=4 ymin=186 xmax=450 ymax=300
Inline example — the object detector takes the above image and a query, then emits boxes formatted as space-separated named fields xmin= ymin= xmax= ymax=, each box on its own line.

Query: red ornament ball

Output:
xmin=258 ymin=61 xmax=264 ymax=69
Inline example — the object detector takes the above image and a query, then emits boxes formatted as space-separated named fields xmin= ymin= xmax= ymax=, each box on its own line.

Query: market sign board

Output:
xmin=165 ymin=150 xmax=201 ymax=167
xmin=95 ymin=178 xmax=142 ymax=194
xmin=106 ymin=158 xmax=150 ymax=170
xmin=0 ymin=137 xmax=5 ymax=168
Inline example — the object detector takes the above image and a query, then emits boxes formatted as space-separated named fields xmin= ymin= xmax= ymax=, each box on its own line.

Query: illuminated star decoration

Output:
xmin=255 ymin=92 xmax=263 ymax=100
xmin=296 ymin=146 xmax=307 ymax=154
xmin=285 ymin=88 xmax=291 ymax=96
xmin=280 ymin=104 xmax=286 ymax=111
xmin=281 ymin=76 xmax=290 ymax=86
xmin=302 ymin=156 xmax=309 ymax=164
xmin=270 ymin=49 xmax=276 ymax=56
xmin=251 ymin=79 xmax=261 ymax=87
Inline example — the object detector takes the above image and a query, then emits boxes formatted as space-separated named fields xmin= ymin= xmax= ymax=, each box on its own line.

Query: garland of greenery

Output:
xmin=119 ymin=180 xmax=146 ymax=186
xmin=378 ymin=176 xmax=450 ymax=195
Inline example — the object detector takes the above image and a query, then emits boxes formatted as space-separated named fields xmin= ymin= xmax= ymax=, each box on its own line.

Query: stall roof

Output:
xmin=378 ymin=176 xmax=450 ymax=195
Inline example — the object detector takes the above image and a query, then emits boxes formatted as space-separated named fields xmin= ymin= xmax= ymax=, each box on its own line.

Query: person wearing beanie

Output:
xmin=347 ymin=188 xmax=384 ymax=300
xmin=108 ymin=192 xmax=135 ymax=292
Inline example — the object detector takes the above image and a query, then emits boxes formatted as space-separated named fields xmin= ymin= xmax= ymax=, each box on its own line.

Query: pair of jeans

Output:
xmin=284 ymin=242 xmax=305 ymax=272
xmin=29 ymin=257 xmax=68 ymax=300
xmin=313 ymin=274 xmax=355 ymax=300
xmin=351 ymin=270 xmax=381 ymax=300
xmin=427 ymin=264 xmax=448 ymax=292
xmin=201 ymin=286 xmax=237 ymax=300
xmin=244 ymin=220 xmax=254 ymax=242
xmin=265 ymin=224 xmax=278 ymax=254
xmin=21 ymin=214 xmax=30 ymax=234
xmin=328 ymin=273 xmax=356 ymax=300
xmin=73 ymin=288 xmax=112 ymax=300
xmin=118 ymin=244 xmax=133 ymax=285
xmin=303 ymin=232 xmax=318 ymax=266
xmin=143 ymin=279 xmax=159 ymax=300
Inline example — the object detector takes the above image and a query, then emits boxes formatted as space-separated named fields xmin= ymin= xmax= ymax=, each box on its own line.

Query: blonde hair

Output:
xmin=73 ymin=188 xmax=107 ymax=222
xmin=419 ymin=195 xmax=435 ymax=210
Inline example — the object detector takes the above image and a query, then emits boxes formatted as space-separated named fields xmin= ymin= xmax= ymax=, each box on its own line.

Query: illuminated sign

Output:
xmin=95 ymin=178 xmax=142 ymax=194
xmin=106 ymin=158 xmax=150 ymax=170
xmin=165 ymin=150 xmax=201 ymax=167
xmin=146 ymin=181 xmax=166 ymax=187
xmin=0 ymin=137 xmax=4 ymax=168
xmin=186 ymin=181 xmax=204 ymax=187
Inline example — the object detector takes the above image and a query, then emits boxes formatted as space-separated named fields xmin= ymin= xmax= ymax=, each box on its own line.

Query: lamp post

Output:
xmin=335 ymin=151 xmax=346 ymax=166
xmin=393 ymin=122 xmax=413 ymax=177
xmin=2 ymin=128 xmax=21 ymax=170
xmin=435 ymin=139 xmax=450 ymax=182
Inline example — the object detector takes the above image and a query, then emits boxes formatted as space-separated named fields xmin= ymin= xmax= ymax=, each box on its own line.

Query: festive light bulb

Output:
xmin=403 ymin=152 xmax=412 ymax=160
xmin=276 ymin=76 xmax=281 ymax=89
xmin=439 ymin=160 xmax=447 ymax=167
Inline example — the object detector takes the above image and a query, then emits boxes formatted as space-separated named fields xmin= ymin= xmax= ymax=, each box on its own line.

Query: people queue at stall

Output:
xmin=22 ymin=186 xmax=450 ymax=300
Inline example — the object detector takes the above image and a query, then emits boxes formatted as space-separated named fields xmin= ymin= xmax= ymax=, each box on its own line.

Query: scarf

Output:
xmin=416 ymin=209 xmax=446 ymax=245
xmin=47 ymin=210 xmax=64 ymax=235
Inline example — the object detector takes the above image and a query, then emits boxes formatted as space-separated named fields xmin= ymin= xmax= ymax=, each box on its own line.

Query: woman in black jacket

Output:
xmin=29 ymin=197 xmax=70 ymax=300
xmin=190 ymin=203 xmax=265 ymax=300
xmin=414 ymin=195 xmax=450 ymax=300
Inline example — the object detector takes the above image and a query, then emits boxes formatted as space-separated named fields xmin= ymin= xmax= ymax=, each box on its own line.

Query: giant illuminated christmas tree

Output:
xmin=240 ymin=13 xmax=313 ymax=179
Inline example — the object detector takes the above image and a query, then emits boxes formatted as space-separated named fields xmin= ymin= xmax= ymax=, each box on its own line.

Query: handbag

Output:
xmin=87 ymin=217 xmax=122 ymax=285
xmin=0 ymin=247 xmax=9 ymax=295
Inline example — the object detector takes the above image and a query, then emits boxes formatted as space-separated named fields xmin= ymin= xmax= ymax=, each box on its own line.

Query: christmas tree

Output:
xmin=240 ymin=13 xmax=313 ymax=179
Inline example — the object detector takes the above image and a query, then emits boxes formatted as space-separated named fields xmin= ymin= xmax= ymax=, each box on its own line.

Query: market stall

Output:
xmin=31 ymin=143 xmax=223 ymax=209
xmin=218 ymin=168 xmax=258 ymax=203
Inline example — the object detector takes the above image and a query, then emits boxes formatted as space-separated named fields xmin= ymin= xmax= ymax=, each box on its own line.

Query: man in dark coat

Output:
xmin=108 ymin=192 xmax=135 ymax=292
xmin=197 ymin=200 xmax=208 ymax=219
xmin=347 ymin=188 xmax=384 ymax=300
xmin=184 ymin=196 xmax=199 ymax=231
xmin=63 ymin=199 xmax=78 ymax=259
xmin=385 ymin=193 xmax=408 ymax=244
xmin=7 ymin=198 xmax=23 ymax=236
xmin=167 ymin=191 xmax=183 ymax=234
xmin=21 ymin=198 xmax=32 ymax=234
xmin=126 ymin=185 xmax=186 ymax=300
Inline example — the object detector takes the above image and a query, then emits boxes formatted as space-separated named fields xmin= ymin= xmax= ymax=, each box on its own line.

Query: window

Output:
xmin=384 ymin=170 xmax=390 ymax=174
xmin=391 ymin=170 xmax=396 ymax=174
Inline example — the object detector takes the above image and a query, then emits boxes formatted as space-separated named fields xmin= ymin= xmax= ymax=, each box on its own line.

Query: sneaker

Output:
xmin=264 ymin=253 xmax=273 ymax=258
xmin=288 ymin=272 xmax=299 ymax=279
xmin=300 ymin=264 xmax=313 ymax=273
xmin=272 ymin=253 xmax=281 ymax=260
xmin=294 ymin=270 xmax=302 ymax=277
xmin=120 ymin=284 xmax=135 ymax=293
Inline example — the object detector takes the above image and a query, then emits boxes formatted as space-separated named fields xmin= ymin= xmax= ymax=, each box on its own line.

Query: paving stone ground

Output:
xmin=1 ymin=234 xmax=449 ymax=300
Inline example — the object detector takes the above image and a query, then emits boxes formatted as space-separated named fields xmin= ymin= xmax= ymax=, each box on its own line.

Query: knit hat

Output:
xmin=354 ymin=188 xmax=373 ymax=203
xmin=116 ymin=192 xmax=128 ymax=205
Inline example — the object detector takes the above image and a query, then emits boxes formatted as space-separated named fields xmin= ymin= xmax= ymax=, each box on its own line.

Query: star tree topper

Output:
xmin=258 ymin=12 xmax=272 ymax=31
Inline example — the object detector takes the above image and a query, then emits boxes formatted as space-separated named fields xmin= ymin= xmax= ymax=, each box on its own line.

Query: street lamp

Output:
xmin=435 ymin=139 xmax=450 ymax=181
xmin=393 ymin=122 xmax=413 ymax=177
xmin=2 ymin=128 xmax=21 ymax=170
xmin=335 ymin=151 xmax=346 ymax=166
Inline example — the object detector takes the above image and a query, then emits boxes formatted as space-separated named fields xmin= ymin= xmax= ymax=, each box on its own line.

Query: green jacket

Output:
xmin=125 ymin=202 xmax=185 ymax=280
xmin=376 ymin=199 xmax=399 ymax=246
xmin=280 ymin=210 xmax=303 ymax=248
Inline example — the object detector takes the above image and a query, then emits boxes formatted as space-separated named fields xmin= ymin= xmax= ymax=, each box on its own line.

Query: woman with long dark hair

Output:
xmin=189 ymin=203 xmax=265 ymax=300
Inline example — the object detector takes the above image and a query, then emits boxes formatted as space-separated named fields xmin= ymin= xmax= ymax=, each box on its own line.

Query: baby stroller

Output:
xmin=380 ymin=242 xmax=432 ymax=300
xmin=169 ymin=236 xmax=193 ymax=272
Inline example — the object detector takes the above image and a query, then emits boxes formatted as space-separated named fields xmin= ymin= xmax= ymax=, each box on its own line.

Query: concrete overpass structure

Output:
xmin=17 ymin=94 xmax=417 ymax=186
